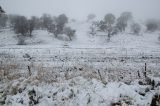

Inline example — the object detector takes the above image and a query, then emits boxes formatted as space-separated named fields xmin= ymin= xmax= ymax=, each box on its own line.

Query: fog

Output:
xmin=0 ymin=0 xmax=160 ymax=20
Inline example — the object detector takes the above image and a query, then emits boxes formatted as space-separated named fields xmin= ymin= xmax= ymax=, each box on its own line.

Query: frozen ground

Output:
xmin=0 ymin=21 xmax=160 ymax=106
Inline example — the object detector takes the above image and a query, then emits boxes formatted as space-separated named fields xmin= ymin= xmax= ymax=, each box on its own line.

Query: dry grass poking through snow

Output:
xmin=0 ymin=51 xmax=160 ymax=105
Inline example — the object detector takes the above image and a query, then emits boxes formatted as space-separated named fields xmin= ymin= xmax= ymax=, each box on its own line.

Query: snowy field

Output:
xmin=0 ymin=22 xmax=160 ymax=106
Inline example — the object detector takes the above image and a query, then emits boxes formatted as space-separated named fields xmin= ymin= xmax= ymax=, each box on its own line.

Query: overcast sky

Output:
xmin=0 ymin=0 xmax=160 ymax=20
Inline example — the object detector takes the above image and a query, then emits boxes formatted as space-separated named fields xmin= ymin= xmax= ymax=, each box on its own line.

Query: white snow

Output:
xmin=4 ymin=76 xmax=160 ymax=106
xmin=0 ymin=21 xmax=160 ymax=106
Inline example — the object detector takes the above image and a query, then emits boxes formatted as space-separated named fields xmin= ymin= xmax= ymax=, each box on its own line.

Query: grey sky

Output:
xmin=0 ymin=0 xmax=160 ymax=20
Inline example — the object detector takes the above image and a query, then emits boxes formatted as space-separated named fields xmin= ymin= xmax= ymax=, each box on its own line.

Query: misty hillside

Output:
xmin=0 ymin=21 xmax=159 ymax=49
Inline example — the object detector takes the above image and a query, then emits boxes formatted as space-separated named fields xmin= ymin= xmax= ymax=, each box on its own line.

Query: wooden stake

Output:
xmin=28 ymin=66 xmax=31 ymax=76
xmin=144 ymin=63 xmax=147 ymax=78
xmin=98 ymin=70 xmax=103 ymax=81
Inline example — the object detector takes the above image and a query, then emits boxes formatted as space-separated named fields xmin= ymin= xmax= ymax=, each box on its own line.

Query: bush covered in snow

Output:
xmin=63 ymin=27 xmax=76 ymax=41
xmin=130 ymin=23 xmax=141 ymax=35
xmin=146 ymin=19 xmax=158 ymax=32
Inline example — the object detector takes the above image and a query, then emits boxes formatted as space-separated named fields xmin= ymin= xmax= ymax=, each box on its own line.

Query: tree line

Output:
xmin=88 ymin=12 xmax=160 ymax=41
xmin=0 ymin=13 xmax=76 ymax=45
xmin=0 ymin=11 xmax=160 ymax=44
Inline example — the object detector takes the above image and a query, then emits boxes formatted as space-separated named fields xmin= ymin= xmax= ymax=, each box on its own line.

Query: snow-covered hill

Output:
xmin=0 ymin=21 xmax=160 ymax=49
xmin=0 ymin=21 xmax=160 ymax=106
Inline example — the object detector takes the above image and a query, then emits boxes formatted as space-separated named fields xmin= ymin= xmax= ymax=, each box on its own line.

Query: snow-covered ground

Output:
xmin=0 ymin=21 xmax=160 ymax=106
